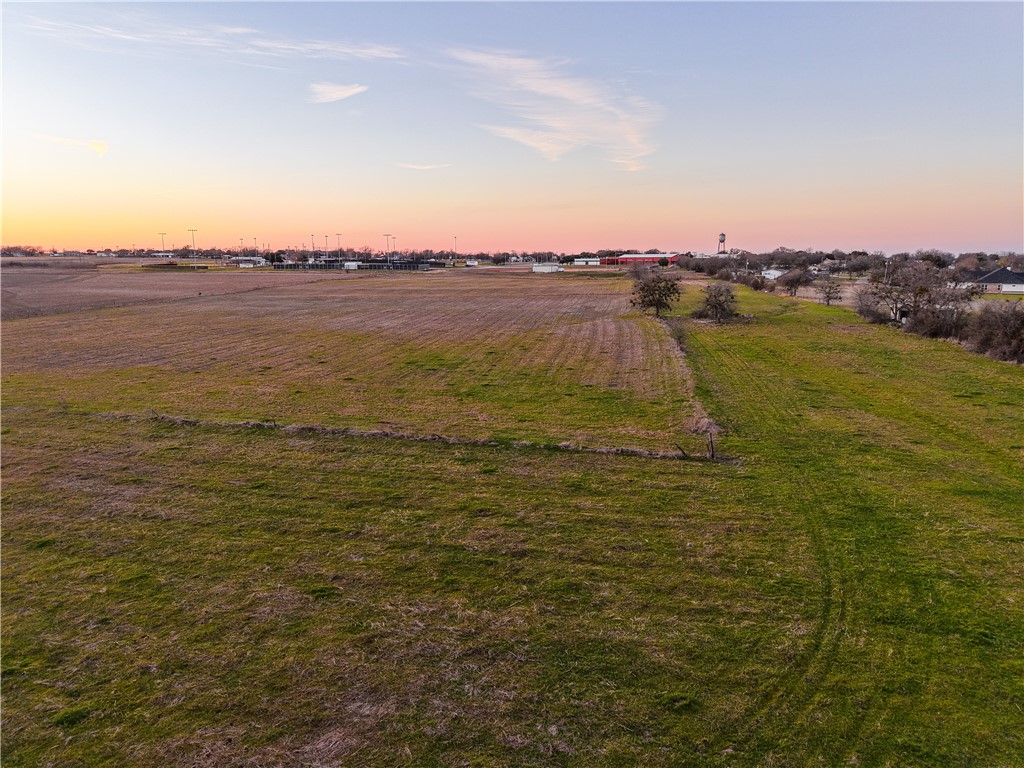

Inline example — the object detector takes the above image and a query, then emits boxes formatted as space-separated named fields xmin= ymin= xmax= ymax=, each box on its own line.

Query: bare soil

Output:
xmin=1 ymin=261 xmax=351 ymax=320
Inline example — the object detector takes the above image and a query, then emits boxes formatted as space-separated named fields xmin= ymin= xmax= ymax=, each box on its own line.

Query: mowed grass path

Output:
xmin=3 ymin=276 xmax=1023 ymax=765
xmin=2 ymin=271 xmax=696 ymax=451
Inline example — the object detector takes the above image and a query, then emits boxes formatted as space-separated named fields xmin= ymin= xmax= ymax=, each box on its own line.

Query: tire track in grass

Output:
xmin=683 ymin=322 xmax=856 ymax=761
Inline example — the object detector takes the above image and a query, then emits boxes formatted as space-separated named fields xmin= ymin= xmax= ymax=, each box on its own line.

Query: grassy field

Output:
xmin=979 ymin=292 xmax=1024 ymax=302
xmin=3 ymin=273 xmax=1022 ymax=766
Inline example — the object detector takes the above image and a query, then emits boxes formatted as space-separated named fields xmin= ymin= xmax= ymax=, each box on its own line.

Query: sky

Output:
xmin=2 ymin=1 xmax=1022 ymax=255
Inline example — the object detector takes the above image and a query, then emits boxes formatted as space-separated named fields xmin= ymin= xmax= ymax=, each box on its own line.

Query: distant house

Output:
xmin=964 ymin=268 xmax=1024 ymax=294
xmin=761 ymin=269 xmax=785 ymax=280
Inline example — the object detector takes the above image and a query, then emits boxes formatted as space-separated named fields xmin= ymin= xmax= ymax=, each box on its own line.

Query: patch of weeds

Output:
xmin=303 ymin=585 xmax=341 ymax=600
xmin=27 ymin=538 xmax=57 ymax=550
xmin=2 ymin=664 xmax=28 ymax=680
xmin=51 ymin=706 xmax=93 ymax=729
xmin=659 ymin=691 xmax=700 ymax=712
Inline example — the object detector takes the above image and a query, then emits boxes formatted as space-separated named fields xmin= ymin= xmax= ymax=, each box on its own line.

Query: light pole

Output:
xmin=324 ymin=235 xmax=328 ymax=262
xmin=454 ymin=236 xmax=457 ymax=262
xmin=383 ymin=234 xmax=391 ymax=262
xmin=336 ymin=233 xmax=342 ymax=259
xmin=310 ymin=234 xmax=315 ymax=260
xmin=159 ymin=233 xmax=166 ymax=251
xmin=188 ymin=229 xmax=197 ymax=258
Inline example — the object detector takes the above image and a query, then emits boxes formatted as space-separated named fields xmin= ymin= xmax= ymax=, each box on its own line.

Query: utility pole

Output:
xmin=159 ymin=233 xmax=166 ymax=251
xmin=188 ymin=229 xmax=197 ymax=258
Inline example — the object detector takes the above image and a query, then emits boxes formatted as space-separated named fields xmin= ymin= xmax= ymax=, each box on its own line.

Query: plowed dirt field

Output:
xmin=3 ymin=269 xmax=699 ymax=451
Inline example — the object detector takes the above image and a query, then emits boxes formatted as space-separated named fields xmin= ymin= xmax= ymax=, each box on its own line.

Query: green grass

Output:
xmin=3 ymin=278 xmax=1022 ymax=765
xmin=980 ymin=292 xmax=1023 ymax=301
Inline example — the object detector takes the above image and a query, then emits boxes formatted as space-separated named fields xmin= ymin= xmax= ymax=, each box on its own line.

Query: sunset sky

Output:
xmin=3 ymin=2 xmax=1022 ymax=255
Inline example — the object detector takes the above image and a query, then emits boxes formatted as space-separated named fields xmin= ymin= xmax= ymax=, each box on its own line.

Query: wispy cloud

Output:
xmin=38 ymin=134 xmax=108 ymax=156
xmin=25 ymin=14 xmax=403 ymax=61
xmin=447 ymin=48 xmax=660 ymax=171
xmin=309 ymin=82 xmax=368 ymax=103
xmin=396 ymin=162 xmax=451 ymax=171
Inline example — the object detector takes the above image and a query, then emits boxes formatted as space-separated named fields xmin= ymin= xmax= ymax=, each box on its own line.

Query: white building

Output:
xmin=229 ymin=256 xmax=268 ymax=268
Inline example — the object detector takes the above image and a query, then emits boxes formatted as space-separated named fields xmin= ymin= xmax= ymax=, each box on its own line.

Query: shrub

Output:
xmin=692 ymin=283 xmax=738 ymax=323
xmin=964 ymin=302 xmax=1024 ymax=363
xmin=854 ymin=287 xmax=891 ymax=324
xmin=904 ymin=306 xmax=970 ymax=339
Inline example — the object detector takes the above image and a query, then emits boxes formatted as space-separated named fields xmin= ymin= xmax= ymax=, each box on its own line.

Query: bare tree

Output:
xmin=816 ymin=278 xmax=843 ymax=306
xmin=691 ymin=416 xmax=722 ymax=459
xmin=860 ymin=260 xmax=941 ymax=322
xmin=856 ymin=259 xmax=979 ymax=329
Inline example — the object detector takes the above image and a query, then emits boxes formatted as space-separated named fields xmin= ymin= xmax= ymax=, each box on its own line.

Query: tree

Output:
xmin=855 ymin=259 xmax=978 ymax=329
xmin=916 ymin=249 xmax=954 ymax=269
xmin=816 ymin=278 xmax=843 ymax=306
xmin=692 ymin=283 xmax=738 ymax=323
xmin=777 ymin=268 xmax=814 ymax=296
xmin=630 ymin=273 xmax=681 ymax=318
xmin=859 ymin=259 xmax=940 ymax=323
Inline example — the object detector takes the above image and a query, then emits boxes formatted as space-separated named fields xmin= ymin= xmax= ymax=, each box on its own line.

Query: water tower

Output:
xmin=717 ymin=233 xmax=727 ymax=254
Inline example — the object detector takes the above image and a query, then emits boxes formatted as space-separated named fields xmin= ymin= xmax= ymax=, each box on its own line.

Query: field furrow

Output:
xmin=2 ymin=272 xmax=699 ymax=451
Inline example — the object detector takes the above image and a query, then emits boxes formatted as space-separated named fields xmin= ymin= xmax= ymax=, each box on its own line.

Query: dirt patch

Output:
xmin=1 ymin=263 xmax=351 ymax=320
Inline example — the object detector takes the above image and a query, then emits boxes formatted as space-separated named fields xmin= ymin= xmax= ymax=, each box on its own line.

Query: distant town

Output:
xmin=4 ymin=242 xmax=1022 ymax=269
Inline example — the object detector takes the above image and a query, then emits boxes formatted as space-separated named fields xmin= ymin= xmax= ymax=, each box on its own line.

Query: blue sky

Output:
xmin=3 ymin=2 xmax=1022 ymax=254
